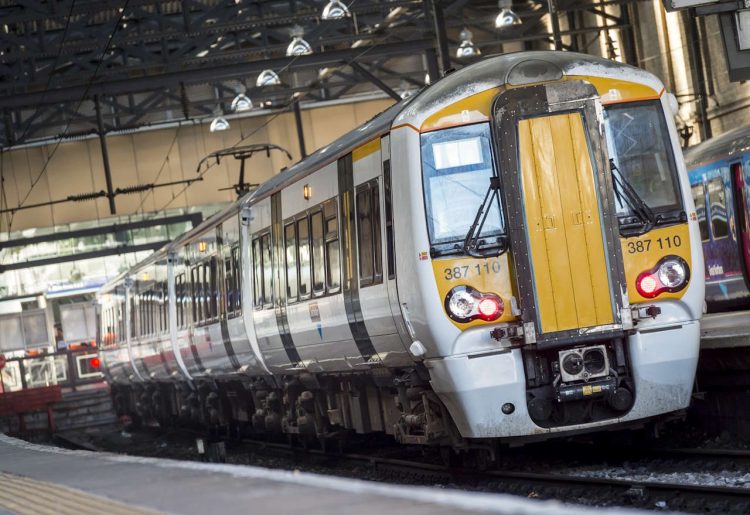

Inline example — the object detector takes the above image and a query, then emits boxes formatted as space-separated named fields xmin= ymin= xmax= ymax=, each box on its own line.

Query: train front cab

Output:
xmin=392 ymin=58 xmax=704 ymax=441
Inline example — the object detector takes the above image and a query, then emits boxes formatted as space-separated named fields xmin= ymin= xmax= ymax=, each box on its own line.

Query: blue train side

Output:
xmin=685 ymin=127 xmax=750 ymax=310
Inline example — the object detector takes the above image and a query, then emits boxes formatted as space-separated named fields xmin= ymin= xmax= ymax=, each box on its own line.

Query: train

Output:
xmin=98 ymin=51 xmax=705 ymax=453
xmin=684 ymin=128 xmax=750 ymax=310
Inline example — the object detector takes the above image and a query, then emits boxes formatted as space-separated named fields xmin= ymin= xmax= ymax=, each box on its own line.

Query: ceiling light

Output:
xmin=321 ymin=0 xmax=351 ymax=20
xmin=256 ymin=69 xmax=281 ymax=87
xmin=286 ymin=25 xmax=312 ymax=56
xmin=231 ymin=93 xmax=252 ymax=112
xmin=456 ymin=28 xmax=481 ymax=58
xmin=209 ymin=116 xmax=230 ymax=132
xmin=399 ymin=80 xmax=414 ymax=99
xmin=495 ymin=0 xmax=522 ymax=29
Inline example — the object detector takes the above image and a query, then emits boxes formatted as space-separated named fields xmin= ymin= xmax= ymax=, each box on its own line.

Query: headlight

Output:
xmin=445 ymin=286 xmax=504 ymax=323
xmin=447 ymin=288 xmax=476 ymax=319
xmin=635 ymin=255 xmax=690 ymax=298
xmin=658 ymin=259 xmax=687 ymax=288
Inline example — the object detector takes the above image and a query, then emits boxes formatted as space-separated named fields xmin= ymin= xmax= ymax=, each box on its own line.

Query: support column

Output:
xmin=548 ymin=0 xmax=563 ymax=51
xmin=293 ymin=100 xmax=307 ymax=159
xmin=618 ymin=2 xmax=638 ymax=65
xmin=685 ymin=10 xmax=712 ymax=140
xmin=94 ymin=95 xmax=117 ymax=215
xmin=427 ymin=0 xmax=451 ymax=77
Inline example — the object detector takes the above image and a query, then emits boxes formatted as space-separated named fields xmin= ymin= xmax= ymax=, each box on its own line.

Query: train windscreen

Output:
xmin=421 ymin=122 xmax=504 ymax=252
xmin=603 ymin=101 xmax=683 ymax=218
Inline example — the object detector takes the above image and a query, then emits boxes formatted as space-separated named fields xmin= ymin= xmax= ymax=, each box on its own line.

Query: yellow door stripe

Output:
xmin=519 ymin=113 xmax=613 ymax=333
xmin=0 ymin=472 xmax=162 ymax=515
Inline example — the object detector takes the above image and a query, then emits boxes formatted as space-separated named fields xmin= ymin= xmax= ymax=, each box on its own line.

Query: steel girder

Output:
xmin=0 ymin=0 xmax=638 ymax=149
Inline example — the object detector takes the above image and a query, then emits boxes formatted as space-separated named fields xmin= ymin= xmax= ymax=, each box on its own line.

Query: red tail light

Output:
xmin=636 ymin=274 xmax=659 ymax=298
xmin=477 ymin=296 xmax=503 ymax=321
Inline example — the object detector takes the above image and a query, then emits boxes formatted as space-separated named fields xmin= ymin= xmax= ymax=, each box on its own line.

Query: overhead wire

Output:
xmin=134 ymin=123 xmax=184 ymax=214
xmin=8 ymin=0 xmax=131 ymax=232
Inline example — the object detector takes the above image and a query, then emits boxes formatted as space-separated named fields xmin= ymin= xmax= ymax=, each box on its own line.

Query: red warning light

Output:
xmin=90 ymin=357 xmax=101 ymax=369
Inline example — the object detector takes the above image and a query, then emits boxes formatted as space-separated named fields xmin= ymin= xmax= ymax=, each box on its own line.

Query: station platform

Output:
xmin=0 ymin=434 xmax=625 ymax=515
xmin=700 ymin=310 xmax=750 ymax=349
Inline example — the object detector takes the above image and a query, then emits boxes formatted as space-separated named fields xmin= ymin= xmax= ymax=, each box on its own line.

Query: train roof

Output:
xmin=394 ymin=50 xmax=664 ymax=129
xmin=683 ymin=124 xmax=750 ymax=170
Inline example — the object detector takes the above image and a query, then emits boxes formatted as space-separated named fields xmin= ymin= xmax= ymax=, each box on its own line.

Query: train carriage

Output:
xmin=685 ymin=127 xmax=750 ymax=310
xmin=100 ymin=51 xmax=704 ymax=447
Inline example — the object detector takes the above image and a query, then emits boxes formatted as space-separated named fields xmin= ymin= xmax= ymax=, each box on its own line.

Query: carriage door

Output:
xmin=494 ymin=81 xmax=628 ymax=348
xmin=732 ymin=163 xmax=750 ymax=285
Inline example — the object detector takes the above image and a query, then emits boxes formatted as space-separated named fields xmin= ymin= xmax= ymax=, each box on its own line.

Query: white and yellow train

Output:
xmin=99 ymin=51 xmax=704 ymax=448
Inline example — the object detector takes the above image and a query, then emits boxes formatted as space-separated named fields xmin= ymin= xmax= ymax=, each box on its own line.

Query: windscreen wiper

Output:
xmin=462 ymin=176 xmax=506 ymax=257
xmin=609 ymin=159 xmax=655 ymax=235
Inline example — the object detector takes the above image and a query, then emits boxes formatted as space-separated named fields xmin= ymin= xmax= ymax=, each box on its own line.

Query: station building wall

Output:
xmin=0 ymin=97 xmax=393 ymax=234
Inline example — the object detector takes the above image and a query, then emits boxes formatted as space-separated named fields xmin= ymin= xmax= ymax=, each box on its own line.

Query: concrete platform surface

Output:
xmin=700 ymin=310 xmax=750 ymax=349
xmin=0 ymin=434 xmax=638 ymax=515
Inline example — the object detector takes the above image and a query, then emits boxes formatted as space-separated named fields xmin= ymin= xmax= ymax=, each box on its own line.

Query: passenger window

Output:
xmin=225 ymin=256 xmax=234 ymax=315
xmin=197 ymin=265 xmax=205 ymax=322
xmin=232 ymin=246 xmax=241 ymax=312
xmin=210 ymin=258 xmax=218 ymax=318
xmin=190 ymin=267 xmax=201 ymax=323
xmin=148 ymin=292 xmax=153 ymax=334
xmin=252 ymin=238 xmax=262 ymax=307
xmin=285 ymin=223 xmax=298 ymax=301
xmin=356 ymin=180 xmax=383 ymax=287
xmin=130 ymin=297 xmax=136 ymax=338
xmin=297 ymin=218 xmax=311 ymax=297
xmin=384 ymin=159 xmax=395 ymax=279
xmin=708 ymin=176 xmax=729 ymax=239
xmin=162 ymin=283 xmax=168 ymax=333
xmin=158 ymin=289 xmax=163 ymax=332
xmin=201 ymin=263 xmax=208 ymax=320
xmin=357 ymin=187 xmax=374 ymax=285
xmin=311 ymin=210 xmax=325 ymax=294
xmin=373 ymin=184 xmax=382 ymax=280
xmin=177 ymin=273 xmax=184 ymax=328
xmin=691 ymin=184 xmax=709 ymax=241
xmin=262 ymin=233 xmax=273 ymax=306
xmin=149 ymin=291 xmax=154 ymax=334
xmin=324 ymin=199 xmax=341 ymax=291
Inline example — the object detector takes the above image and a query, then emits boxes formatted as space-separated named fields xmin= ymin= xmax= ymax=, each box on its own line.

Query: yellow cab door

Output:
xmin=494 ymin=81 xmax=628 ymax=347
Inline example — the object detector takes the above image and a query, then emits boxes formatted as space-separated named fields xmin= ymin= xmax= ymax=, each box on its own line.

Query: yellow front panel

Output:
xmin=621 ymin=224 xmax=692 ymax=303
xmin=432 ymin=254 xmax=518 ymax=329
xmin=519 ymin=113 xmax=614 ymax=333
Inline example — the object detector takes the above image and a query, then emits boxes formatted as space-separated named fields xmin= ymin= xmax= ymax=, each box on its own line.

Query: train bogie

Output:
xmin=100 ymin=51 xmax=704 ymax=447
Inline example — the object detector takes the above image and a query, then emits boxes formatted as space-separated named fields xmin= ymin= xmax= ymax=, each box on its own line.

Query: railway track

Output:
xmin=49 ymin=428 xmax=750 ymax=512
xmin=236 ymin=438 xmax=750 ymax=513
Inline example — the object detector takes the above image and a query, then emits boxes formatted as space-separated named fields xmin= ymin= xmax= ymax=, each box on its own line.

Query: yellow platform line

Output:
xmin=0 ymin=472 xmax=163 ymax=515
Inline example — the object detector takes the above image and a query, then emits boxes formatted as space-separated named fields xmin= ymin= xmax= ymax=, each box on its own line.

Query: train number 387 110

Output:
xmin=626 ymin=235 xmax=682 ymax=254
xmin=443 ymin=261 xmax=502 ymax=280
